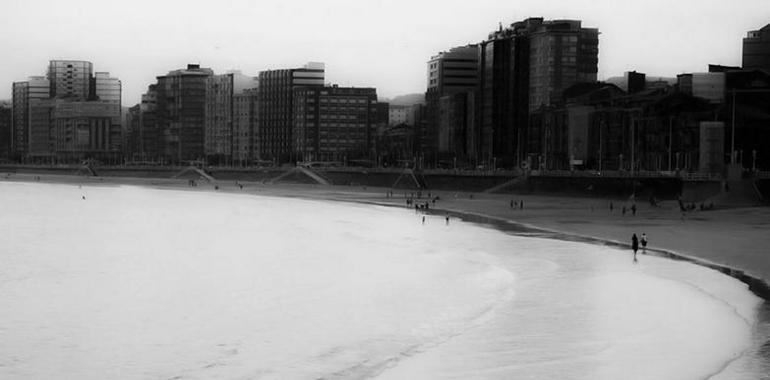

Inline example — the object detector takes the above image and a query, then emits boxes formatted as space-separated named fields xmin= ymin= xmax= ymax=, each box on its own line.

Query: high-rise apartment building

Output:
xmin=425 ymin=45 xmax=479 ymax=164
xmin=204 ymin=72 xmax=257 ymax=163
xmin=47 ymin=60 xmax=93 ymax=100
xmin=233 ymin=88 xmax=259 ymax=164
xmin=94 ymin=72 xmax=121 ymax=104
xmin=11 ymin=77 xmax=50 ymax=159
xmin=528 ymin=20 xmax=598 ymax=110
xmin=478 ymin=18 xmax=598 ymax=167
xmin=12 ymin=60 xmax=122 ymax=162
xmin=205 ymin=74 xmax=235 ymax=161
xmin=292 ymin=86 xmax=377 ymax=162
xmin=155 ymin=64 xmax=213 ymax=163
xmin=743 ymin=24 xmax=770 ymax=73
xmin=0 ymin=102 xmax=11 ymax=159
xmin=27 ymin=99 xmax=56 ymax=158
xmin=257 ymin=62 xmax=324 ymax=162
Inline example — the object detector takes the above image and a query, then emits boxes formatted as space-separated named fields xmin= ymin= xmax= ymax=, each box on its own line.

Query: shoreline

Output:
xmin=4 ymin=171 xmax=769 ymax=378
xmin=3 ymin=171 xmax=770 ymax=302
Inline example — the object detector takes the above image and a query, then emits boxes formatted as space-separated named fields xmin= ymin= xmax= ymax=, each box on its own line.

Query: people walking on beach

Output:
xmin=520 ymin=200 xmax=523 ymax=209
xmin=641 ymin=233 xmax=647 ymax=254
xmin=610 ymin=201 xmax=614 ymax=212
xmin=631 ymin=204 xmax=637 ymax=216
xmin=445 ymin=214 xmax=450 ymax=225
xmin=510 ymin=200 xmax=514 ymax=209
xmin=422 ymin=216 xmax=426 ymax=225
xmin=631 ymin=233 xmax=639 ymax=263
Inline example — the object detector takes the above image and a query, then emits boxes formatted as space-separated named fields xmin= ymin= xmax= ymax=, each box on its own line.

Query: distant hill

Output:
xmin=387 ymin=93 xmax=425 ymax=106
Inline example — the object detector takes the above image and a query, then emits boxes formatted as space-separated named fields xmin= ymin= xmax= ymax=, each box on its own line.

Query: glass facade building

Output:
xmin=47 ymin=60 xmax=93 ymax=100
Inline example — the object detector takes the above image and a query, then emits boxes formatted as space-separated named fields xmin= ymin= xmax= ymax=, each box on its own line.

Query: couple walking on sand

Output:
xmin=631 ymin=233 xmax=648 ymax=263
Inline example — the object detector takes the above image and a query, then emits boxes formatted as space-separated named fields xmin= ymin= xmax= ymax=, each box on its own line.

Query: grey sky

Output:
xmin=1 ymin=0 xmax=768 ymax=105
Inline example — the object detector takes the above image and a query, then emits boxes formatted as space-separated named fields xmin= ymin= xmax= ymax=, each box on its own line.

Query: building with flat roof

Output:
xmin=94 ymin=72 xmax=121 ymax=104
xmin=11 ymin=76 xmax=49 ymax=159
xmin=258 ymin=62 xmax=324 ymax=162
xmin=51 ymin=100 xmax=122 ymax=160
xmin=478 ymin=17 xmax=599 ymax=168
xmin=425 ymin=45 xmax=479 ymax=164
xmin=47 ymin=60 xmax=93 ymax=101
xmin=233 ymin=87 xmax=259 ymax=164
xmin=743 ymin=24 xmax=770 ymax=73
xmin=155 ymin=64 xmax=213 ymax=163
xmin=292 ymin=86 xmax=377 ymax=163
xmin=0 ymin=102 xmax=11 ymax=159
xmin=204 ymin=72 xmax=257 ymax=164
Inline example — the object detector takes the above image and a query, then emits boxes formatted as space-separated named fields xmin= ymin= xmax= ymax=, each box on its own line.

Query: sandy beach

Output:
xmin=3 ymin=171 xmax=770 ymax=378
xmin=4 ymin=171 xmax=770 ymax=299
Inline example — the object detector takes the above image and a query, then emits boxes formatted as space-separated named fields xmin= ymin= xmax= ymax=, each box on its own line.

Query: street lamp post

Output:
xmin=731 ymin=91 xmax=736 ymax=165
xmin=664 ymin=116 xmax=668 ymax=171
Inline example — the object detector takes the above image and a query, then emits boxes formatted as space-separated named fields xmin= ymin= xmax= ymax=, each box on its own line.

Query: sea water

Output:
xmin=0 ymin=182 xmax=763 ymax=379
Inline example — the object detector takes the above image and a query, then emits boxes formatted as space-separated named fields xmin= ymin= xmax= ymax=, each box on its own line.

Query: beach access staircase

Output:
xmin=699 ymin=179 xmax=764 ymax=207
xmin=391 ymin=168 xmax=427 ymax=189
xmin=172 ymin=166 xmax=215 ymax=182
xmin=76 ymin=164 xmax=98 ymax=177
xmin=483 ymin=175 xmax=526 ymax=193
xmin=269 ymin=167 xmax=331 ymax=185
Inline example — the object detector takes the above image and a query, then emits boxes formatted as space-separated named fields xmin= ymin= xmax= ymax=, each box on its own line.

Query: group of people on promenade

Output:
xmin=510 ymin=199 xmax=524 ymax=210
xmin=631 ymin=233 xmax=648 ymax=263
xmin=609 ymin=201 xmax=638 ymax=216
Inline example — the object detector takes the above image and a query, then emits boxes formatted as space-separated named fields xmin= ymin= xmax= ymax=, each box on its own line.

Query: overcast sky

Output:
xmin=1 ymin=0 xmax=768 ymax=105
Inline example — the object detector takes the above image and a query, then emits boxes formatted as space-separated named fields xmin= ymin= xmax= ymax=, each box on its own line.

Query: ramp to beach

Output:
xmin=269 ymin=167 xmax=331 ymax=185
xmin=172 ymin=166 xmax=215 ymax=182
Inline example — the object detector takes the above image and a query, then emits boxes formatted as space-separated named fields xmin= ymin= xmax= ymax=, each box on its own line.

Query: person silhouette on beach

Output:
xmin=631 ymin=233 xmax=639 ymax=263
xmin=445 ymin=214 xmax=450 ymax=225
xmin=422 ymin=216 xmax=426 ymax=225
xmin=641 ymin=233 xmax=647 ymax=254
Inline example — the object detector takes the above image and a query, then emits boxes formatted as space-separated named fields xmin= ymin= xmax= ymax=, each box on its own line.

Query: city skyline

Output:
xmin=1 ymin=0 xmax=769 ymax=106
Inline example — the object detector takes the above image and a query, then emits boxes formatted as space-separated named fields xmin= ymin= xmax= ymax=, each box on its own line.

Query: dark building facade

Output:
xmin=204 ymin=72 xmax=258 ymax=164
xmin=292 ymin=86 xmax=377 ymax=163
xmin=438 ymin=92 xmax=476 ymax=167
xmin=155 ymin=64 xmax=213 ymax=163
xmin=478 ymin=18 xmax=599 ymax=168
xmin=425 ymin=45 xmax=479 ymax=166
xmin=11 ymin=60 xmax=122 ymax=163
xmin=205 ymin=74 xmax=235 ymax=163
xmin=50 ymin=100 xmax=122 ymax=160
xmin=135 ymin=85 xmax=159 ymax=161
xmin=528 ymin=83 xmax=718 ymax=172
xmin=11 ymin=77 xmax=49 ymax=160
xmin=723 ymin=69 xmax=770 ymax=170
xmin=743 ymin=24 xmax=770 ymax=73
xmin=233 ymin=88 xmax=259 ymax=165
xmin=47 ymin=60 xmax=93 ymax=100
xmin=0 ymin=102 xmax=11 ymax=160
xmin=258 ymin=63 xmax=325 ymax=162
